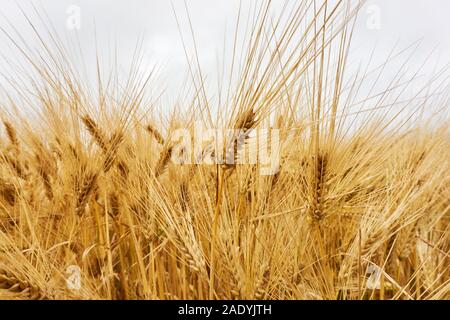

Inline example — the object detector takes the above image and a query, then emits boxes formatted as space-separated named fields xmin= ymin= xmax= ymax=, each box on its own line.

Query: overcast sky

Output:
xmin=1 ymin=0 xmax=449 ymax=109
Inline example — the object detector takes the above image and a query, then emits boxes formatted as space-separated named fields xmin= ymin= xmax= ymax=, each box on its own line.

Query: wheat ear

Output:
xmin=75 ymin=171 xmax=98 ymax=216
xmin=309 ymin=153 xmax=328 ymax=223
xmin=81 ymin=115 xmax=108 ymax=152
xmin=3 ymin=121 xmax=19 ymax=148
xmin=0 ymin=269 xmax=48 ymax=300
xmin=146 ymin=124 xmax=165 ymax=145
xmin=154 ymin=145 xmax=173 ymax=178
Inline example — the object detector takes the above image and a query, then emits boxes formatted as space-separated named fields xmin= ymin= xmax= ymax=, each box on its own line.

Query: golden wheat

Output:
xmin=0 ymin=0 xmax=448 ymax=300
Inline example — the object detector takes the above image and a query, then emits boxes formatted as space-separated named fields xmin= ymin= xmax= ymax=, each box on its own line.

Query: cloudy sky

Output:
xmin=0 ymin=0 xmax=449 ymax=106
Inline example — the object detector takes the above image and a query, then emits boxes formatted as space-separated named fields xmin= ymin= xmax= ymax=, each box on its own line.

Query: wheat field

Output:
xmin=0 ymin=1 xmax=449 ymax=300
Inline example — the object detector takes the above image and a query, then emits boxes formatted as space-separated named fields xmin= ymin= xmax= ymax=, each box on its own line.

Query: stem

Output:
xmin=209 ymin=166 xmax=224 ymax=299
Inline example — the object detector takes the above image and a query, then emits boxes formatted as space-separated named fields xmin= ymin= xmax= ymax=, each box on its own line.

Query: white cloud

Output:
xmin=0 ymin=0 xmax=448 ymax=104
